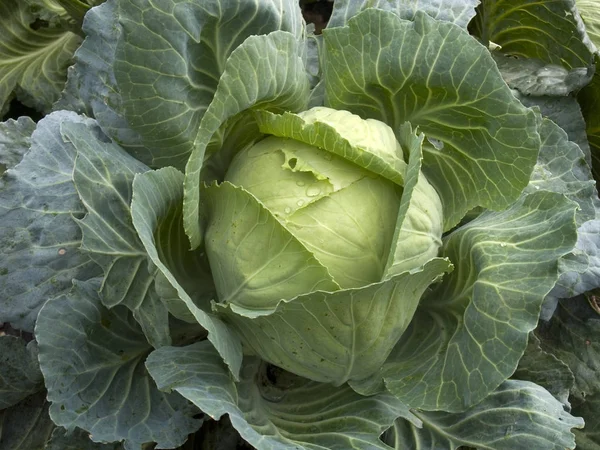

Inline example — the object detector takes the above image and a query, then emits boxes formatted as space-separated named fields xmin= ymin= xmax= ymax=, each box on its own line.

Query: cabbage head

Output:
xmin=202 ymin=106 xmax=445 ymax=382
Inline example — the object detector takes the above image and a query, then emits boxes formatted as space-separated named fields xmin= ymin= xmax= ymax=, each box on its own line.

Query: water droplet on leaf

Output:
xmin=306 ymin=186 xmax=321 ymax=197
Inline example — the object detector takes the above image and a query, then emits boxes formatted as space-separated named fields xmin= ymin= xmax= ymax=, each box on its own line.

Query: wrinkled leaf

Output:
xmin=45 ymin=427 xmax=124 ymax=450
xmin=0 ymin=1 xmax=81 ymax=114
xmin=513 ymin=334 xmax=575 ymax=407
xmin=0 ymin=337 xmax=43 ymax=409
xmin=381 ymin=191 xmax=577 ymax=411
xmin=537 ymin=296 xmax=600 ymax=402
xmin=324 ymin=9 xmax=540 ymax=231
xmin=63 ymin=120 xmax=171 ymax=348
xmin=0 ymin=116 xmax=36 ymax=171
xmin=0 ymin=112 xmax=101 ymax=332
xmin=35 ymin=280 xmax=201 ymax=450
xmin=112 ymin=0 xmax=303 ymax=169
xmin=0 ymin=392 xmax=55 ymax=450
xmin=523 ymin=117 xmax=600 ymax=298
xmin=384 ymin=380 xmax=583 ymax=450
xmin=473 ymin=0 xmax=595 ymax=71
xmin=131 ymin=168 xmax=243 ymax=379
xmin=492 ymin=53 xmax=594 ymax=96
xmin=147 ymin=340 xmax=417 ymax=450
xmin=517 ymin=94 xmax=591 ymax=166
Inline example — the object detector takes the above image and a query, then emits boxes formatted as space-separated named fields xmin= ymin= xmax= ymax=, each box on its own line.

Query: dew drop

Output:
xmin=297 ymin=200 xmax=305 ymax=207
xmin=534 ymin=185 xmax=540 ymax=190
xmin=323 ymin=152 xmax=333 ymax=161
xmin=500 ymin=243 xmax=507 ymax=247
xmin=284 ymin=206 xmax=292 ymax=214
xmin=306 ymin=186 xmax=321 ymax=197
xmin=296 ymin=181 xmax=305 ymax=187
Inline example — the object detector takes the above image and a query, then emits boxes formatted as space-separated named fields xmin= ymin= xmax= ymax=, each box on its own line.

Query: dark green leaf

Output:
xmin=0 ymin=116 xmax=36 ymax=170
xmin=0 ymin=392 xmax=55 ymax=450
xmin=35 ymin=280 xmax=201 ymax=449
xmin=0 ymin=112 xmax=101 ymax=332
xmin=513 ymin=334 xmax=574 ymax=406
xmin=572 ymin=394 xmax=600 ymax=448
xmin=381 ymin=191 xmax=578 ymax=411
xmin=324 ymin=9 xmax=540 ymax=231
xmin=474 ymin=0 xmax=594 ymax=70
xmin=62 ymin=120 xmax=171 ymax=348
xmin=517 ymin=95 xmax=591 ymax=165
xmin=147 ymin=341 xmax=416 ymax=450
xmin=0 ymin=337 xmax=43 ymax=409
xmin=0 ymin=1 xmax=81 ymax=114
xmin=45 ymin=427 xmax=124 ymax=450
xmin=537 ymin=296 xmax=600 ymax=402
xmin=384 ymin=380 xmax=583 ymax=450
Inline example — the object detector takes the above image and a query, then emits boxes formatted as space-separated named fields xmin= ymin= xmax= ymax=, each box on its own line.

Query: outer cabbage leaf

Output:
xmin=513 ymin=334 xmax=575 ymax=407
xmin=473 ymin=0 xmax=595 ymax=71
xmin=62 ymin=120 xmax=171 ymax=348
xmin=0 ymin=392 xmax=55 ymax=450
xmin=0 ymin=112 xmax=101 ymax=332
xmin=323 ymin=9 xmax=540 ymax=231
xmin=572 ymin=394 xmax=600 ymax=448
xmin=384 ymin=380 xmax=583 ymax=450
xmin=46 ymin=427 xmax=124 ymax=450
xmin=54 ymin=0 xmax=147 ymax=161
xmin=0 ymin=1 xmax=81 ymax=114
xmin=63 ymin=0 xmax=304 ymax=169
xmin=491 ymin=53 xmax=594 ymax=97
xmin=146 ymin=340 xmax=418 ymax=450
xmin=377 ymin=191 xmax=577 ymax=412
xmin=131 ymin=168 xmax=243 ymax=379
xmin=118 ymin=0 xmax=302 ymax=169
xmin=517 ymin=94 xmax=591 ymax=165
xmin=0 ymin=337 xmax=43 ymax=410
xmin=536 ymin=296 xmax=600 ymax=448
xmin=526 ymin=118 xmax=600 ymax=299
xmin=35 ymin=280 xmax=202 ymax=450
xmin=327 ymin=0 xmax=479 ymax=29
xmin=0 ymin=116 xmax=36 ymax=171
xmin=536 ymin=296 xmax=600 ymax=402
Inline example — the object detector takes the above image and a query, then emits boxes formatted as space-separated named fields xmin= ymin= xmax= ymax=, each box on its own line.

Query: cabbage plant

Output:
xmin=2 ymin=0 xmax=600 ymax=449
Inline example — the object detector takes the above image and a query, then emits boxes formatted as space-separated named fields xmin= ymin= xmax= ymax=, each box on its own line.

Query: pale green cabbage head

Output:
xmin=204 ymin=106 xmax=445 ymax=383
